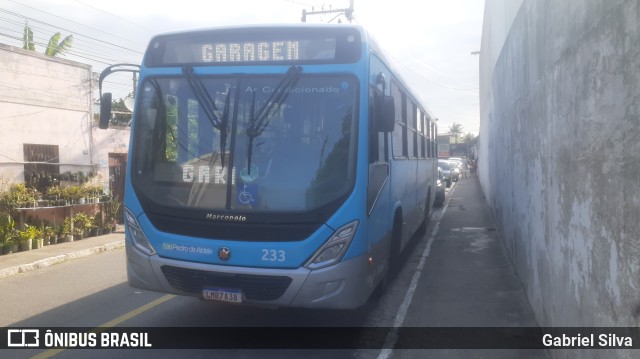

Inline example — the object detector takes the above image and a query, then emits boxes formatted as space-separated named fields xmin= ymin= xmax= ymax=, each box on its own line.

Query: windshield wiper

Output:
xmin=183 ymin=66 xmax=231 ymax=169
xmin=245 ymin=65 xmax=302 ymax=175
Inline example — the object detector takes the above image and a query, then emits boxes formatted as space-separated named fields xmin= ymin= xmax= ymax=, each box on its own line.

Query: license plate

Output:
xmin=202 ymin=288 xmax=242 ymax=303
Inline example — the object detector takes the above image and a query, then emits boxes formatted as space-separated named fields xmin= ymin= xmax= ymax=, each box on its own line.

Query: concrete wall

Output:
xmin=0 ymin=43 xmax=129 ymax=192
xmin=479 ymin=0 xmax=640 ymax=345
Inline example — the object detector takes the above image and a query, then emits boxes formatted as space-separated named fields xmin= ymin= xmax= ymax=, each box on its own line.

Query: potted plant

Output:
xmin=53 ymin=224 xmax=64 ymax=244
xmin=17 ymin=224 xmax=37 ymax=251
xmin=63 ymin=217 xmax=74 ymax=242
xmin=32 ymin=226 xmax=44 ymax=249
xmin=73 ymin=213 xmax=94 ymax=239
xmin=64 ymin=186 xmax=83 ymax=204
xmin=85 ymin=184 xmax=103 ymax=204
xmin=91 ymin=215 xmax=102 ymax=236
xmin=5 ymin=184 xmax=39 ymax=208
xmin=0 ymin=213 xmax=15 ymax=255
xmin=72 ymin=225 xmax=83 ymax=241
xmin=1 ymin=233 xmax=14 ymax=255
xmin=43 ymin=225 xmax=56 ymax=245
xmin=46 ymin=186 xmax=65 ymax=206
xmin=105 ymin=197 xmax=120 ymax=231
xmin=72 ymin=214 xmax=84 ymax=240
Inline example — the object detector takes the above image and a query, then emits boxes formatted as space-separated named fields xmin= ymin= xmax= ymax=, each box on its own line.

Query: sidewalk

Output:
xmin=395 ymin=176 xmax=547 ymax=357
xmin=0 ymin=228 xmax=125 ymax=279
xmin=407 ymin=175 xmax=541 ymax=327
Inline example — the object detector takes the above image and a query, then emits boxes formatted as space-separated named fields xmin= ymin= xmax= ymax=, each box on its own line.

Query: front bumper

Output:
xmin=126 ymin=243 xmax=372 ymax=309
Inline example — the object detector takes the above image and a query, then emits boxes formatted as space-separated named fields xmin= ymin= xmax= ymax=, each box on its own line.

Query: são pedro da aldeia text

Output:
xmin=543 ymin=333 xmax=633 ymax=347
xmin=44 ymin=330 xmax=151 ymax=348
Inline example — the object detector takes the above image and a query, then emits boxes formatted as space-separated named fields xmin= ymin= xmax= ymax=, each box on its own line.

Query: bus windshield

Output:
xmin=131 ymin=72 xmax=358 ymax=213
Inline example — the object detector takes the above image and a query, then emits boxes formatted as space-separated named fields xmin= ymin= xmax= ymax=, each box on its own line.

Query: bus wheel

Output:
xmin=388 ymin=212 xmax=403 ymax=274
xmin=418 ymin=189 xmax=431 ymax=234
xmin=372 ymin=216 xmax=402 ymax=300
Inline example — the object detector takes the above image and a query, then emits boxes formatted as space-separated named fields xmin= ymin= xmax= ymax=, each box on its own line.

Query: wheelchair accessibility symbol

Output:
xmin=238 ymin=184 xmax=258 ymax=205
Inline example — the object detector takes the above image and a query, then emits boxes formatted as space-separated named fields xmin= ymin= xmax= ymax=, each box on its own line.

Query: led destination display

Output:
xmin=145 ymin=27 xmax=361 ymax=66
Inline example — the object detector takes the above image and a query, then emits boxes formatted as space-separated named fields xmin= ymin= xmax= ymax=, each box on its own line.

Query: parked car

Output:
xmin=448 ymin=157 xmax=467 ymax=178
xmin=437 ymin=160 xmax=453 ymax=187
xmin=434 ymin=167 xmax=445 ymax=207
xmin=447 ymin=160 xmax=462 ymax=182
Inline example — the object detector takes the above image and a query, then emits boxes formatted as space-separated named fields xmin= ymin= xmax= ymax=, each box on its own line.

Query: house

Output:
xmin=437 ymin=133 xmax=470 ymax=158
xmin=0 ymin=43 xmax=130 ymax=221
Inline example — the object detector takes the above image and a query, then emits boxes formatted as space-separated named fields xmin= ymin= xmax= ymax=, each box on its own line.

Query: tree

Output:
xmin=448 ymin=123 xmax=464 ymax=144
xmin=44 ymin=32 xmax=73 ymax=57
xmin=462 ymin=133 xmax=477 ymax=145
xmin=111 ymin=94 xmax=134 ymax=126
xmin=22 ymin=21 xmax=73 ymax=57
xmin=22 ymin=22 xmax=34 ymax=51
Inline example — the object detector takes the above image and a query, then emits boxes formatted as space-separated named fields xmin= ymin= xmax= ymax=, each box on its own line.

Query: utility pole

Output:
xmin=132 ymin=72 xmax=137 ymax=98
xmin=301 ymin=0 xmax=354 ymax=23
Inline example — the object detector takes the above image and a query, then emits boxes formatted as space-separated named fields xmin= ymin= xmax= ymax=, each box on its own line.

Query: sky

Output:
xmin=0 ymin=0 xmax=485 ymax=135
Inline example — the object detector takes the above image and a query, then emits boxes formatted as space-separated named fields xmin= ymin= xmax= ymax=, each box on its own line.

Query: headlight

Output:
xmin=124 ymin=207 xmax=156 ymax=255
xmin=305 ymin=221 xmax=358 ymax=270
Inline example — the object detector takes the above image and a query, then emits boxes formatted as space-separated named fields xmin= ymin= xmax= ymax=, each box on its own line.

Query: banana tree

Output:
xmin=22 ymin=21 xmax=73 ymax=57
xmin=45 ymin=32 xmax=73 ymax=57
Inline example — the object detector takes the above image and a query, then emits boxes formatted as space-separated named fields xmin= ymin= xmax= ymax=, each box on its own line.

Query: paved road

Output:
xmin=0 ymin=177 xmax=549 ymax=359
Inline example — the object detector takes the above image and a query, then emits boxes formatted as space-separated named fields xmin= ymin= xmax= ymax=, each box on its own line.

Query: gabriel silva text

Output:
xmin=543 ymin=333 xmax=633 ymax=347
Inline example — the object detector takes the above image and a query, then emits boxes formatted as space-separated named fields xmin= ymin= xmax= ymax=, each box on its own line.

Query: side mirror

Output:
xmin=99 ymin=92 xmax=112 ymax=129
xmin=375 ymin=95 xmax=395 ymax=133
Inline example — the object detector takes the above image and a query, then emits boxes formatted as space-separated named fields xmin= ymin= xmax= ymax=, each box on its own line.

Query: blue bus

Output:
xmin=98 ymin=24 xmax=438 ymax=309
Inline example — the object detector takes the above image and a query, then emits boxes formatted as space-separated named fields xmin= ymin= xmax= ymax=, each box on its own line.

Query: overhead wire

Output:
xmin=406 ymin=54 xmax=479 ymax=89
xmin=0 ymin=15 xmax=139 ymax=64
xmin=0 ymin=7 xmax=144 ymax=62
xmin=72 ymin=0 xmax=155 ymax=35
xmin=4 ymin=0 xmax=147 ymax=49
xmin=0 ymin=5 xmax=142 ymax=94
xmin=388 ymin=51 xmax=480 ymax=93
xmin=0 ymin=4 xmax=146 ymax=77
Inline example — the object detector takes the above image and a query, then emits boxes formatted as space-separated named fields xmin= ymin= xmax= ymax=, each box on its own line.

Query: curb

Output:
xmin=0 ymin=240 xmax=125 ymax=280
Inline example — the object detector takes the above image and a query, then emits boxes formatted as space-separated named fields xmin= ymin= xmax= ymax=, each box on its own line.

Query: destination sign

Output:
xmin=200 ymin=41 xmax=302 ymax=63
xmin=144 ymin=27 xmax=361 ymax=66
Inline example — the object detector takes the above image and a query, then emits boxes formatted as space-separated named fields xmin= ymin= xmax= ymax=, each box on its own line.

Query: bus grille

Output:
xmin=160 ymin=265 xmax=293 ymax=301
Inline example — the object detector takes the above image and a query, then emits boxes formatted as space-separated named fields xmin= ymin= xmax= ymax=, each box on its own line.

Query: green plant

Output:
xmin=105 ymin=197 xmax=120 ymax=223
xmin=63 ymin=186 xmax=83 ymax=202
xmin=85 ymin=184 xmax=104 ymax=198
xmin=46 ymin=186 xmax=63 ymax=202
xmin=94 ymin=213 xmax=103 ymax=229
xmin=0 ymin=213 xmax=15 ymax=248
xmin=1 ymin=184 xmax=39 ymax=210
xmin=43 ymin=225 xmax=55 ymax=238
xmin=53 ymin=224 xmax=64 ymax=237
xmin=73 ymin=213 xmax=94 ymax=231
xmin=18 ymin=224 xmax=38 ymax=243
xmin=62 ymin=218 xmax=73 ymax=236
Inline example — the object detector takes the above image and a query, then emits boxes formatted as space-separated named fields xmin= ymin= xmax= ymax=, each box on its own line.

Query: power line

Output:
xmin=388 ymin=52 xmax=479 ymax=92
xmin=72 ymin=0 xmax=155 ymax=35
xmin=5 ymin=0 xmax=146 ymax=49
xmin=0 ymin=7 xmax=144 ymax=55
xmin=406 ymin=54 xmax=479 ymax=89
xmin=0 ymin=8 xmax=143 ymax=85
xmin=0 ymin=14 xmax=137 ymax=60
xmin=0 ymin=26 xmax=132 ymax=64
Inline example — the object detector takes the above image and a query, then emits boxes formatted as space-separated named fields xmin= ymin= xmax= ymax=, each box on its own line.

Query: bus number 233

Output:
xmin=261 ymin=249 xmax=285 ymax=262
